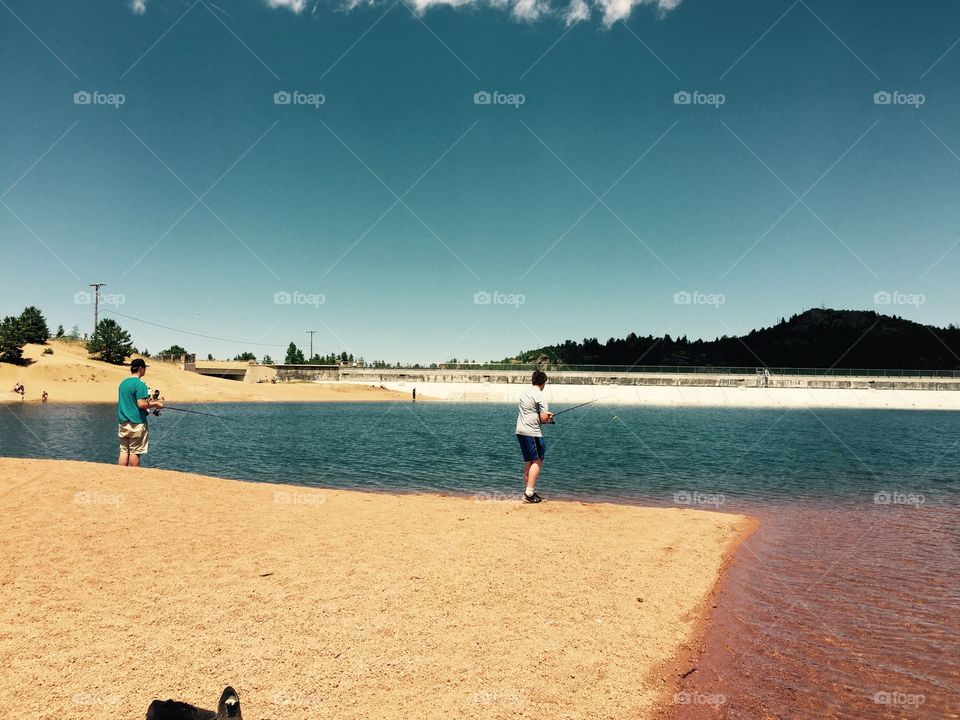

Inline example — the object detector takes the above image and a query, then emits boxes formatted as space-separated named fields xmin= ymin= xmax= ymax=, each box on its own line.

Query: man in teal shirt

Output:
xmin=117 ymin=358 xmax=163 ymax=467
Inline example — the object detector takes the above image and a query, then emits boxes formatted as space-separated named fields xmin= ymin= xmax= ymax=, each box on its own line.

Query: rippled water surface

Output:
xmin=2 ymin=401 xmax=958 ymax=718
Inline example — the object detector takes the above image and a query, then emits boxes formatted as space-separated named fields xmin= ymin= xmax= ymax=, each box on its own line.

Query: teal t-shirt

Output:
xmin=118 ymin=376 xmax=149 ymax=424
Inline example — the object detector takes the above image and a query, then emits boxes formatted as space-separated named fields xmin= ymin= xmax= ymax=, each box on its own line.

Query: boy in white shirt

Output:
xmin=515 ymin=370 xmax=555 ymax=503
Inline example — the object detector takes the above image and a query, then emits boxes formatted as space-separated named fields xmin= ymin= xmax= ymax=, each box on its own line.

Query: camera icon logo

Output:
xmin=873 ymin=91 xmax=892 ymax=105
xmin=474 ymin=291 xmax=492 ymax=305
xmin=673 ymin=290 xmax=692 ymax=305
xmin=474 ymin=91 xmax=492 ymax=105
xmin=673 ymin=490 xmax=692 ymax=504
xmin=873 ymin=491 xmax=892 ymax=505
xmin=74 ymin=91 xmax=92 ymax=105
xmin=273 ymin=290 xmax=292 ymax=305
xmin=873 ymin=291 xmax=892 ymax=305
xmin=274 ymin=91 xmax=292 ymax=105
xmin=673 ymin=91 xmax=691 ymax=105
xmin=73 ymin=291 xmax=92 ymax=304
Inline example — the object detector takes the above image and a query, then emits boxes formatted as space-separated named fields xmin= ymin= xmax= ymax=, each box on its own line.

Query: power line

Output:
xmin=103 ymin=309 xmax=284 ymax=347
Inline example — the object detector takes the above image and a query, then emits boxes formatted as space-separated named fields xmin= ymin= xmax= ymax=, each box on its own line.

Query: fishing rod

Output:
xmin=147 ymin=389 xmax=235 ymax=420
xmin=552 ymin=396 xmax=610 ymax=417
xmin=154 ymin=406 xmax=234 ymax=420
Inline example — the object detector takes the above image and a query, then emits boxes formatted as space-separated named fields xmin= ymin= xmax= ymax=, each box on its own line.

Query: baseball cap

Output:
xmin=130 ymin=358 xmax=148 ymax=371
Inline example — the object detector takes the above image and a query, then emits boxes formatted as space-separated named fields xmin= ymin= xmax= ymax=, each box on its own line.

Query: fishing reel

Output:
xmin=148 ymin=388 xmax=164 ymax=416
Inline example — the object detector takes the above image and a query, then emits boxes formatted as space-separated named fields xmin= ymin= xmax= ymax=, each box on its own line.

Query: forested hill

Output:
xmin=509 ymin=309 xmax=960 ymax=370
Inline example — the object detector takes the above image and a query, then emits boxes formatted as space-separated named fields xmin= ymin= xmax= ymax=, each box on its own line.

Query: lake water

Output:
xmin=1 ymin=401 xmax=958 ymax=718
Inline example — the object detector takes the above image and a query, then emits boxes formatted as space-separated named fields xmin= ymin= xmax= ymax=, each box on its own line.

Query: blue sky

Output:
xmin=2 ymin=0 xmax=959 ymax=362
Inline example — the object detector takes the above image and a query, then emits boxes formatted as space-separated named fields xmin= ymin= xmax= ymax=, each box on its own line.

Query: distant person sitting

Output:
xmin=13 ymin=383 xmax=24 ymax=401
xmin=41 ymin=391 xmax=48 ymax=403
xmin=117 ymin=358 xmax=163 ymax=467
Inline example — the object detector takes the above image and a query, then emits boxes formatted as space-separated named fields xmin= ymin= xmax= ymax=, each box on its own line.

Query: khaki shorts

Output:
xmin=118 ymin=422 xmax=149 ymax=455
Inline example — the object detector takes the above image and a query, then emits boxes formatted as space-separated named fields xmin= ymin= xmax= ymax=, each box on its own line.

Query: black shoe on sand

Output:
xmin=147 ymin=686 xmax=241 ymax=720
xmin=523 ymin=492 xmax=543 ymax=503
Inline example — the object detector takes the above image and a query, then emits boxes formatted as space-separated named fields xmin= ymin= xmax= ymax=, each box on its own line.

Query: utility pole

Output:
xmin=307 ymin=330 xmax=316 ymax=361
xmin=89 ymin=283 xmax=106 ymax=335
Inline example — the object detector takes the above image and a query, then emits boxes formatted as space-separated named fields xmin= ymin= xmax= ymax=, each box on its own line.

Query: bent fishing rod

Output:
xmin=152 ymin=406 xmax=234 ymax=420
xmin=551 ymin=395 xmax=612 ymax=417
xmin=147 ymin=389 xmax=235 ymax=420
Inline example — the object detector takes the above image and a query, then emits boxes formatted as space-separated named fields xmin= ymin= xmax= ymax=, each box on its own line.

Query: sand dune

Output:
xmin=0 ymin=340 xmax=401 ymax=404
xmin=0 ymin=458 xmax=753 ymax=720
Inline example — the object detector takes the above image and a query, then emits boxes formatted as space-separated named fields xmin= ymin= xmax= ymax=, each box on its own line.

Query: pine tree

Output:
xmin=18 ymin=306 xmax=50 ymax=344
xmin=285 ymin=342 xmax=305 ymax=364
xmin=0 ymin=316 xmax=25 ymax=364
xmin=86 ymin=319 xmax=134 ymax=365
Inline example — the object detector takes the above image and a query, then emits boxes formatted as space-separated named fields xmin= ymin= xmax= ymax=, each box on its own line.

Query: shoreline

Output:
xmin=650 ymin=515 xmax=760 ymax=719
xmin=370 ymin=380 xmax=960 ymax=411
xmin=0 ymin=458 xmax=753 ymax=719
xmin=4 ymin=341 xmax=958 ymax=410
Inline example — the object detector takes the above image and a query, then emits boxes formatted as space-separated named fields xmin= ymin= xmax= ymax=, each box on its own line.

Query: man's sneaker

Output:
xmin=523 ymin=492 xmax=543 ymax=504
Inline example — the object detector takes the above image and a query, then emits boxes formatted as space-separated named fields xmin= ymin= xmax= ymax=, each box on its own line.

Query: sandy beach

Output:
xmin=0 ymin=458 xmax=752 ymax=719
xmin=0 ymin=340 xmax=401 ymax=405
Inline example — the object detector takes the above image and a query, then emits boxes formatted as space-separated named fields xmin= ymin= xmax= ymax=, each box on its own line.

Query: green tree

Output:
xmin=262 ymin=354 xmax=273 ymax=364
xmin=55 ymin=324 xmax=65 ymax=339
xmin=18 ymin=306 xmax=50 ymax=344
xmin=67 ymin=324 xmax=80 ymax=340
xmin=285 ymin=342 xmax=305 ymax=364
xmin=156 ymin=345 xmax=188 ymax=361
xmin=86 ymin=319 xmax=134 ymax=365
xmin=0 ymin=316 xmax=25 ymax=364
xmin=233 ymin=351 xmax=256 ymax=361
xmin=207 ymin=353 xmax=214 ymax=361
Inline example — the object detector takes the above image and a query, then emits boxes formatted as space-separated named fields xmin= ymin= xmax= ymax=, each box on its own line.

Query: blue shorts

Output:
xmin=517 ymin=434 xmax=546 ymax=462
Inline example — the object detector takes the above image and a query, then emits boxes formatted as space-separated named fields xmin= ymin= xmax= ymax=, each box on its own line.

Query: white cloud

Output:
xmin=563 ymin=0 xmax=590 ymax=24
xmin=266 ymin=0 xmax=680 ymax=22
xmin=130 ymin=0 xmax=147 ymax=14
xmin=265 ymin=0 xmax=310 ymax=12
xmin=511 ymin=0 xmax=551 ymax=22
xmin=595 ymin=0 xmax=679 ymax=26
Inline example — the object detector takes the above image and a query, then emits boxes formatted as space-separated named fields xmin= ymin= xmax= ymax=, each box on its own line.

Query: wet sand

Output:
xmin=659 ymin=501 xmax=960 ymax=720
xmin=0 ymin=458 xmax=753 ymax=719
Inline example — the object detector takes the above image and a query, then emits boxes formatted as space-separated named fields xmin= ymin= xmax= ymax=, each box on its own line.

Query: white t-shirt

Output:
xmin=516 ymin=386 xmax=549 ymax=437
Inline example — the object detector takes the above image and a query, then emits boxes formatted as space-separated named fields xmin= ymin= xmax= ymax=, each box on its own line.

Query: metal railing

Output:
xmin=370 ymin=363 xmax=960 ymax=379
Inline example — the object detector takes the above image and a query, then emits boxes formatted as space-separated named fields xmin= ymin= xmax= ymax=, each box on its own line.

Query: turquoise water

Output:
xmin=1 ymin=401 xmax=958 ymax=719
xmin=2 ymin=402 xmax=957 ymax=504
